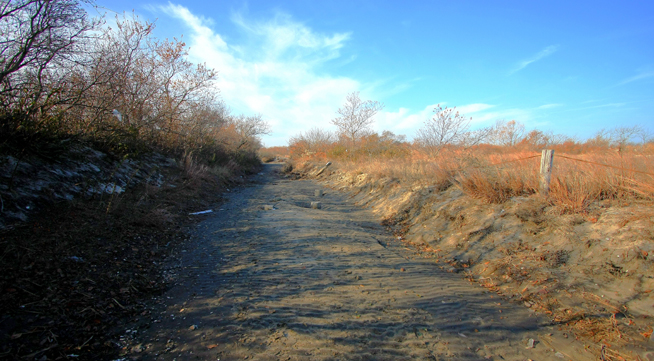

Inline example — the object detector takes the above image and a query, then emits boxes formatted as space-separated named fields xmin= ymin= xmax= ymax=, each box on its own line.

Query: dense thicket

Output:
xmin=0 ymin=0 xmax=268 ymax=168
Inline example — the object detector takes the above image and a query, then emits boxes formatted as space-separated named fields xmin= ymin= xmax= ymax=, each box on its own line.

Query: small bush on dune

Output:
xmin=456 ymin=166 xmax=538 ymax=204
xmin=549 ymin=174 xmax=602 ymax=214
xmin=259 ymin=150 xmax=276 ymax=163
xmin=281 ymin=161 xmax=294 ymax=173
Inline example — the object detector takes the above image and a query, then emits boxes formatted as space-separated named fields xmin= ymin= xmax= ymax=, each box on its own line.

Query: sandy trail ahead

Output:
xmin=130 ymin=164 xmax=592 ymax=361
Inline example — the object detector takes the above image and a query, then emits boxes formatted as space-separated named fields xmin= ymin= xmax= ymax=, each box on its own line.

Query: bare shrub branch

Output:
xmin=331 ymin=91 xmax=384 ymax=147
xmin=491 ymin=120 xmax=525 ymax=146
xmin=415 ymin=105 xmax=491 ymax=154
xmin=0 ymin=0 xmax=97 ymax=104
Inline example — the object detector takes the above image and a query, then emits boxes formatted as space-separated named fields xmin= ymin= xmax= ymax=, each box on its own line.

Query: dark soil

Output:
xmin=0 ymin=158 xmax=243 ymax=360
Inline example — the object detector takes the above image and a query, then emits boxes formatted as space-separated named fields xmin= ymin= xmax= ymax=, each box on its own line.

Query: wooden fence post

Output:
xmin=540 ymin=149 xmax=554 ymax=196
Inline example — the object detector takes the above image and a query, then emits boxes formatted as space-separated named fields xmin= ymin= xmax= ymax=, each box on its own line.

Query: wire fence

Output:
xmin=479 ymin=154 xmax=540 ymax=168
xmin=471 ymin=151 xmax=654 ymax=178
xmin=449 ymin=150 xmax=653 ymax=198
xmin=556 ymin=154 xmax=654 ymax=177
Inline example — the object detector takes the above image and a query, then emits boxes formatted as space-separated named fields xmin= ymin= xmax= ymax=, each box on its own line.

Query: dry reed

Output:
xmin=295 ymin=144 xmax=654 ymax=213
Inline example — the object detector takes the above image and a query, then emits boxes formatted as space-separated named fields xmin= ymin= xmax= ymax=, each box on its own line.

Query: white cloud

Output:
xmin=619 ymin=70 xmax=654 ymax=85
xmin=536 ymin=103 xmax=563 ymax=109
xmin=456 ymin=103 xmax=495 ymax=115
xmin=158 ymin=3 xmax=358 ymax=146
xmin=147 ymin=5 xmax=557 ymax=145
xmin=375 ymin=104 xmax=436 ymax=135
xmin=509 ymin=45 xmax=559 ymax=74
xmin=374 ymin=103 xmax=538 ymax=140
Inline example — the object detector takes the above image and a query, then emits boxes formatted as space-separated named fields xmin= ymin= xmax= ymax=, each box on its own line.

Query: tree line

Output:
xmin=0 ymin=0 xmax=269 ymax=167
xmin=289 ymin=91 xmax=651 ymax=158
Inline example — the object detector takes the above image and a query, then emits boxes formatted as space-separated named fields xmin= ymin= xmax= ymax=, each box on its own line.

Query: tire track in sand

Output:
xmin=129 ymin=163 xmax=593 ymax=361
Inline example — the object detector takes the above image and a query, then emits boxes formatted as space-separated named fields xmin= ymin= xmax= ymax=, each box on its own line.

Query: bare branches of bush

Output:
xmin=588 ymin=125 xmax=652 ymax=153
xmin=0 ymin=5 xmax=269 ymax=171
xmin=415 ymin=105 xmax=492 ymax=154
xmin=65 ymin=15 xmax=219 ymax=148
xmin=223 ymin=113 xmax=271 ymax=150
xmin=289 ymin=127 xmax=335 ymax=156
xmin=331 ymin=91 xmax=384 ymax=147
xmin=0 ymin=0 xmax=97 ymax=102
xmin=491 ymin=120 xmax=525 ymax=146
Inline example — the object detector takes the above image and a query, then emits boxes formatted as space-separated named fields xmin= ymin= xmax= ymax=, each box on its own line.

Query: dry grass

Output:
xmin=457 ymin=166 xmax=538 ymax=203
xmin=295 ymin=143 xmax=654 ymax=213
xmin=260 ymin=146 xmax=290 ymax=162
xmin=548 ymin=153 xmax=654 ymax=213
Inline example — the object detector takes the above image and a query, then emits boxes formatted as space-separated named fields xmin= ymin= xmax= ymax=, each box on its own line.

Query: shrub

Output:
xmin=282 ymin=161 xmax=294 ymax=173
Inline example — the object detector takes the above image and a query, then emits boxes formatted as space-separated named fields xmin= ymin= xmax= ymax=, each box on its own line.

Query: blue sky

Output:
xmin=92 ymin=0 xmax=654 ymax=146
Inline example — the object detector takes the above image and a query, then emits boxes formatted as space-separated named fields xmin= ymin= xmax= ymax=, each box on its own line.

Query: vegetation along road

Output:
xmin=127 ymin=164 xmax=592 ymax=361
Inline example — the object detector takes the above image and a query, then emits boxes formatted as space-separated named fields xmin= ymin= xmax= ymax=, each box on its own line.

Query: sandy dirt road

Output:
xmin=128 ymin=164 xmax=594 ymax=361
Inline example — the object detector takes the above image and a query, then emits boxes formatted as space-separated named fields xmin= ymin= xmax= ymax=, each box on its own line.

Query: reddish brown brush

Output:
xmin=292 ymin=140 xmax=654 ymax=213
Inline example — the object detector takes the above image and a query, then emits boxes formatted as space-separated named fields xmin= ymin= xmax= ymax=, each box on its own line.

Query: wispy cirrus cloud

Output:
xmin=509 ymin=45 xmax=559 ymax=74
xmin=575 ymin=102 xmax=625 ymax=111
xmin=464 ymin=107 xmax=534 ymax=125
xmin=536 ymin=103 xmax=563 ymax=109
xmin=375 ymin=104 xmax=436 ymax=134
xmin=457 ymin=103 xmax=495 ymax=115
xmin=619 ymin=69 xmax=654 ymax=85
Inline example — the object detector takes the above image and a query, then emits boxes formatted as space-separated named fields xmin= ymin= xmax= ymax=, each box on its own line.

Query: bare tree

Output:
xmin=609 ymin=125 xmax=646 ymax=153
xmin=331 ymin=91 xmax=384 ymax=146
xmin=288 ymin=127 xmax=335 ymax=155
xmin=492 ymin=120 xmax=525 ymax=146
xmin=416 ymin=105 xmax=491 ymax=153
xmin=588 ymin=125 xmax=649 ymax=152
xmin=0 ymin=0 xmax=96 ymax=99
xmin=225 ymin=114 xmax=271 ymax=150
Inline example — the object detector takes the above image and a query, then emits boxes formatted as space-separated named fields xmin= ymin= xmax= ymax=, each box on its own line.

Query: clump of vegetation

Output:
xmin=281 ymin=161 xmax=294 ymax=174
xmin=0 ymin=0 xmax=269 ymax=171
xmin=289 ymin=93 xmax=654 ymax=213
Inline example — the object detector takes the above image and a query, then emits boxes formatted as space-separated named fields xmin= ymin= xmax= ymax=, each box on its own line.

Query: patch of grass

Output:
xmin=291 ymin=142 xmax=654 ymax=213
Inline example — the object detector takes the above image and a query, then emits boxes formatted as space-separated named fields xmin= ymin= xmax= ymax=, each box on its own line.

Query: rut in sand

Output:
xmin=127 ymin=163 xmax=592 ymax=361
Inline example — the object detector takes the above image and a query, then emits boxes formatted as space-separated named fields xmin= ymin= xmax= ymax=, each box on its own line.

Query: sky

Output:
xmin=91 ymin=0 xmax=654 ymax=146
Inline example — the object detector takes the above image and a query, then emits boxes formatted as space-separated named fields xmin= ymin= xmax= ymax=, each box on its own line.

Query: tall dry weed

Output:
xmin=181 ymin=151 xmax=211 ymax=184
xmin=548 ymin=153 xmax=654 ymax=212
xmin=548 ymin=173 xmax=603 ymax=213
xmin=456 ymin=166 xmax=538 ymax=203
xmin=295 ymin=140 xmax=654 ymax=212
xmin=336 ymin=158 xmax=456 ymax=190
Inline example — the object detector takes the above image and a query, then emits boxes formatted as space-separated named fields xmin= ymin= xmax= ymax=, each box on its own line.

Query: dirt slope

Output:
xmin=124 ymin=163 xmax=599 ymax=360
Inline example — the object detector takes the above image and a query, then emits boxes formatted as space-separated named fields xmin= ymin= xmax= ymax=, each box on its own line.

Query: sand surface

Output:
xmin=127 ymin=164 xmax=594 ymax=360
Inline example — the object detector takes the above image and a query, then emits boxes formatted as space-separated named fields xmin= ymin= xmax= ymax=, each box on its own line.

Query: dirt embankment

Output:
xmin=0 ymin=145 xmax=177 ymax=230
xmin=292 ymin=161 xmax=654 ymax=360
xmin=0 ymin=145 xmax=249 ymax=360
